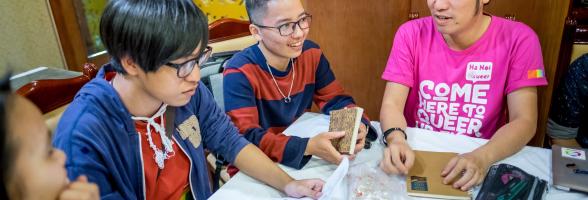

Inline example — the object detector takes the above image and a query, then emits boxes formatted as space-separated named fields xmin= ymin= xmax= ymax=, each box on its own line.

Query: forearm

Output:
xmin=227 ymin=109 xmax=299 ymax=167
xmin=234 ymin=144 xmax=294 ymax=192
xmin=473 ymin=118 xmax=536 ymax=166
xmin=380 ymin=82 xmax=410 ymax=143
xmin=380 ymin=103 xmax=407 ymax=131
xmin=473 ymin=87 xmax=540 ymax=165
xmin=380 ymin=103 xmax=408 ymax=142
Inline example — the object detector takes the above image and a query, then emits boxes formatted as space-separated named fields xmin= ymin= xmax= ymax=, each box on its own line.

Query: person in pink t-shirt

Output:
xmin=379 ymin=0 xmax=547 ymax=191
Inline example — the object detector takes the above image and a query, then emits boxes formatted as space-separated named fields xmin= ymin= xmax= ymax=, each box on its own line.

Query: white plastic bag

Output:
xmin=347 ymin=162 xmax=411 ymax=200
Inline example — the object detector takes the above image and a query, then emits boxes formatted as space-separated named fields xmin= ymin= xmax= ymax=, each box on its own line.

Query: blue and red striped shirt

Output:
xmin=223 ymin=40 xmax=373 ymax=174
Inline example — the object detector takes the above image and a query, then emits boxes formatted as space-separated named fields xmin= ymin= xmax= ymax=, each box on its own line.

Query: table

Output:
xmin=209 ymin=122 xmax=588 ymax=200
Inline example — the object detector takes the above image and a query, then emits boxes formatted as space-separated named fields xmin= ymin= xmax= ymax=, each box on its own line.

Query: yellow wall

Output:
xmin=194 ymin=0 xmax=249 ymax=23
xmin=81 ymin=0 xmax=108 ymax=54
xmin=0 ymin=0 xmax=65 ymax=74
xmin=571 ymin=44 xmax=588 ymax=63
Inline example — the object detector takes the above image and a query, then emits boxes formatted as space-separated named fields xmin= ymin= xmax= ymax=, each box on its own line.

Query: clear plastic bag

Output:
xmin=347 ymin=162 xmax=411 ymax=200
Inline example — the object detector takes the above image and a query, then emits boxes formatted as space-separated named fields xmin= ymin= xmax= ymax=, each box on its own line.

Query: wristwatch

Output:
xmin=382 ymin=127 xmax=407 ymax=146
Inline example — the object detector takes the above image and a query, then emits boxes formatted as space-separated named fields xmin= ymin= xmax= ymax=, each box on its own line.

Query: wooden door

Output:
xmin=302 ymin=0 xmax=411 ymax=121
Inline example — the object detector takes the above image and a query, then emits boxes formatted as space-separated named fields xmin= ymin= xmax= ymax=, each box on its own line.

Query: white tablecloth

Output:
xmin=209 ymin=122 xmax=588 ymax=200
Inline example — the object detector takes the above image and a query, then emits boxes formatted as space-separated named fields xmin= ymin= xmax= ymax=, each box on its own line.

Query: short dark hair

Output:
xmin=0 ymin=73 xmax=14 ymax=199
xmin=245 ymin=0 xmax=272 ymax=24
xmin=100 ymin=0 xmax=209 ymax=74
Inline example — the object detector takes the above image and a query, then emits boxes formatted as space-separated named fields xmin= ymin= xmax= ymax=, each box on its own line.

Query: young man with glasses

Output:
xmin=223 ymin=0 xmax=377 ymax=176
xmin=52 ymin=0 xmax=325 ymax=199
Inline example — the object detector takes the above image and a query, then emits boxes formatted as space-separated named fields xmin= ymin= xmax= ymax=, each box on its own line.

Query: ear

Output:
xmin=249 ymin=24 xmax=263 ymax=42
xmin=482 ymin=0 xmax=490 ymax=5
xmin=120 ymin=55 xmax=142 ymax=76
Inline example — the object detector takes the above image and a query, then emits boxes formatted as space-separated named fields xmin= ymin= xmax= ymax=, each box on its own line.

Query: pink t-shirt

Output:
xmin=382 ymin=16 xmax=548 ymax=139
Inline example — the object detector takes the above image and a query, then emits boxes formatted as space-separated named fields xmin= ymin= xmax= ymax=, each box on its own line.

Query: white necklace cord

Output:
xmin=265 ymin=58 xmax=295 ymax=103
xmin=131 ymin=104 xmax=175 ymax=169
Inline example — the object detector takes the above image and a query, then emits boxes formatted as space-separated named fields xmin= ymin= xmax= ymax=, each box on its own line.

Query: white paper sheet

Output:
xmin=283 ymin=112 xmax=330 ymax=138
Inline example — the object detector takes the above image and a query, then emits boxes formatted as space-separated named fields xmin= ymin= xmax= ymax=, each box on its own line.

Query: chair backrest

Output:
xmin=16 ymin=63 xmax=98 ymax=114
xmin=208 ymin=18 xmax=251 ymax=43
xmin=200 ymin=51 xmax=240 ymax=111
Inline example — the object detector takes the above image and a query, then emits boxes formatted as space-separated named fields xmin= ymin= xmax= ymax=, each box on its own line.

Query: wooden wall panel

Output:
xmin=302 ymin=0 xmax=411 ymax=120
xmin=532 ymin=1 xmax=570 ymax=147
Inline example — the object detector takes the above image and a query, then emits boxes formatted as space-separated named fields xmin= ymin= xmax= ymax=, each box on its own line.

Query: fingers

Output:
xmin=357 ymin=124 xmax=367 ymax=140
xmin=460 ymin=171 xmax=480 ymax=191
xmin=442 ymin=157 xmax=466 ymax=185
xmin=442 ymin=156 xmax=459 ymax=176
xmin=321 ymin=142 xmax=343 ymax=164
xmin=69 ymin=183 xmax=97 ymax=193
xmin=308 ymin=183 xmax=323 ymax=200
xmin=309 ymin=179 xmax=324 ymax=191
xmin=326 ymin=131 xmax=346 ymax=139
xmin=403 ymin=148 xmax=415 ymax=170
xmin=59 ymin=189 xmax=93 ymax=200
xmin=286 ymin=179 xmax=325 ymax=199
xmin=313 ymin=192 xmax=323 ymax=200
xmin=309 ymin=179 xmax=324 ymax=198
xmin=328 ymin=149 xmax=343 ymax=164
xmin=354 ymin=125 xmax=368 ymax=154
xmin=354 ymin=139 xmax=365 ymax=154
xmin=59 ymin=181 xmax=99 ymax=200
xmin=300 ymin=184 xmax=320 ymax=199
xmin=323 ymin=132 xmax=345 ymax=164
xmin=390 ymin=145 xmax=409 ymax=174
xmin=453 ymin=167 xmax=474 ymax=189
xmin=380 ymin=148 xmax=400 ymax=174
xmin=77 ymin=175 xmax=88 ymax=183
xmin=441 ymin=153 xmax=487 ymax=190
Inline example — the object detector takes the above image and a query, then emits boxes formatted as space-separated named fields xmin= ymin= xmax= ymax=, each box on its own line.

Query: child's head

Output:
xmin=0 ymin=75 xmax=68 ymax=200
xmin=246 ymin=0 xmax=310 ymax=60
xmin=100 ymin=0 xmax=211 ymax=106
xmin=427 ymin=0 xmax=490 ymax=36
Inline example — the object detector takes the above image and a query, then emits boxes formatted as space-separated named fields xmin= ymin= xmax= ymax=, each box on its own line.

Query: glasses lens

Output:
xmin=198 ymin=48 xmax=212 ymax=66
xmin=278 ymin=22 xmax=295 ymax=36
xmin=299 ymin=16 xmax=311 ymax=29
xmin=178 ymin=59 xmax=197 ymax=78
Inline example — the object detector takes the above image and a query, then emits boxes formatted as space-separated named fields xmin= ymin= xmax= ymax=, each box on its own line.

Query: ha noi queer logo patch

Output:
xmin=466 ymin=62 xmax=492 ymax=83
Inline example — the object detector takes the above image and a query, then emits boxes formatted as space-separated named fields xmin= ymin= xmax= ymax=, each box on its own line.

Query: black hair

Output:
xmin=100 ymin=0 xmax=209 ymax=74
xmin=0 ymin=72 xmax=14 ymax=200
xmin=245 ymin=0 xmax=272 ymax=24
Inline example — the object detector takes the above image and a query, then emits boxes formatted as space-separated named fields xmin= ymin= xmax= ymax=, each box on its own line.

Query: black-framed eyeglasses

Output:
xmin=166 ymin=46 xmax=213 ymax=78
xmin=254 ymin=14 xmax=312 ymax=36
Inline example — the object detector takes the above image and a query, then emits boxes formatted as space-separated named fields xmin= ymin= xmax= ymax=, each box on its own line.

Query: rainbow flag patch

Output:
xmin=527 ymin=69 xmax=544 ymax=79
